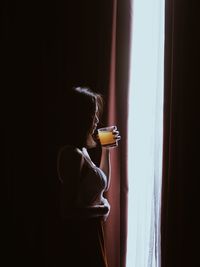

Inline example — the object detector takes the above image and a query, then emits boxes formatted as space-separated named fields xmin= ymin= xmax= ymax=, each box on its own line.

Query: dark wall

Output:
xmin=2 ymin=1 xmax=113 ymax=266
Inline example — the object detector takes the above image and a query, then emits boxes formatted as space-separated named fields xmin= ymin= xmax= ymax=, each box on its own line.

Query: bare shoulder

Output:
xmin=59 ymin=146 xmax=83 ymax=162
xmin=58 ymin=146 xmax=84 ymax=181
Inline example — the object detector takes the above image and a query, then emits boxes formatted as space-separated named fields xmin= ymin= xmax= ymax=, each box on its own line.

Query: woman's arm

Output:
xmin=99 ymin=148 xmax=111 ymax=191
xmin=62 ymin=202 xmax=110 ymax=221
xmin=78 ymin=201 xmax=110 ymax=219
xmin=98 ymin=127 xmax=121 ymax=191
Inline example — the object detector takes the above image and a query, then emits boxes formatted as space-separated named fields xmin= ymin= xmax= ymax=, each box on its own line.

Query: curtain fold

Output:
xmin=104 ymin=1 xmax=131 ymax=266
xmin=104 ymin=1 xmax=120 ymax=267
xmin=161 ymin=0 xmax=200 ymax=266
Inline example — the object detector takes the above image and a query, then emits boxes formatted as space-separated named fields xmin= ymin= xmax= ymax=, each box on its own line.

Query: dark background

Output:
xmin=2 ymin=1 xmax=114 ymax=266
xmin=2 ymin=1 xmax=200 ymax=267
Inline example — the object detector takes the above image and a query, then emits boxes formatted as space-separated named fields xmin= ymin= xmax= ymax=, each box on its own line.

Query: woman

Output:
xmin=56 ymin=86 xmax=120 ymax=267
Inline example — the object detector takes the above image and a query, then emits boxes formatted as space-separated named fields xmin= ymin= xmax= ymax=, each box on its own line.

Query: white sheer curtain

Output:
xmin=127 ymin=0 xmax=165 ymax=267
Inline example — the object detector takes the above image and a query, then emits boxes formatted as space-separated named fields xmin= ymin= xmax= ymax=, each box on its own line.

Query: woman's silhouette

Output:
xmin=53 ymin=86 xmax=120 ymax=267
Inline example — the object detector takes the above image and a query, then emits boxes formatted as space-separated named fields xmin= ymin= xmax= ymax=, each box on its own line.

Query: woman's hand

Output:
xmin=95 ymin=126 xmax=121 ymax=149
xmin=102 ymin=127 xmax=121 ymax=149
xmin=112 ymin=128 xmax=121 ymax=147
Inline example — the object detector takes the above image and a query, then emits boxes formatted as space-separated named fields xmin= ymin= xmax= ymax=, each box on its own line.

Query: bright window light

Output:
xmin=127 ymin=0 xmax=165 ymax=267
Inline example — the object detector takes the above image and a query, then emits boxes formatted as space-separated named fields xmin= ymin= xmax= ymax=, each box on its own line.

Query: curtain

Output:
xmin=161 ymin=0 xmax=200 ymax=266
xmin=104 ymin=1 xmax=131 ymax=267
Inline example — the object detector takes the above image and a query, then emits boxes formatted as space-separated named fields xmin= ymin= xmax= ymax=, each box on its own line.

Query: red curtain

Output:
xmin=161 ymin=0 xmax=200 ymax=266
xmin=104 ymin=1 xmax=131 ymax=267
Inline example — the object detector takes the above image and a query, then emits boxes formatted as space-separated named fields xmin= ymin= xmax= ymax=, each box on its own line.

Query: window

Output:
xmin=127 ymin=0 xmax=165 ymax=266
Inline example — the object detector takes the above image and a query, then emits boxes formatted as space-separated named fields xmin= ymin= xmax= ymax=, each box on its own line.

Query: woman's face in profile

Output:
xmin=91 ymin=105 xmax=99 ymax=134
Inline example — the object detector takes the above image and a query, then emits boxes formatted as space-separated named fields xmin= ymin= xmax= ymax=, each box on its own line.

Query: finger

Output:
xmin=114 ymin=135 xmax=121 ymax=140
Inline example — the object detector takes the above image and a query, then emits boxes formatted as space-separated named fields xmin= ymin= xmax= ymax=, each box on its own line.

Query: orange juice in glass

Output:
xmin=97 ymin=126 xmax=118 ymax=148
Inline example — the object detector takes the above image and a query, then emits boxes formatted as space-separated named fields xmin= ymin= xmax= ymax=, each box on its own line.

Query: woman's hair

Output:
xmin=56 ymin=86 xmax=103 ymax=148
